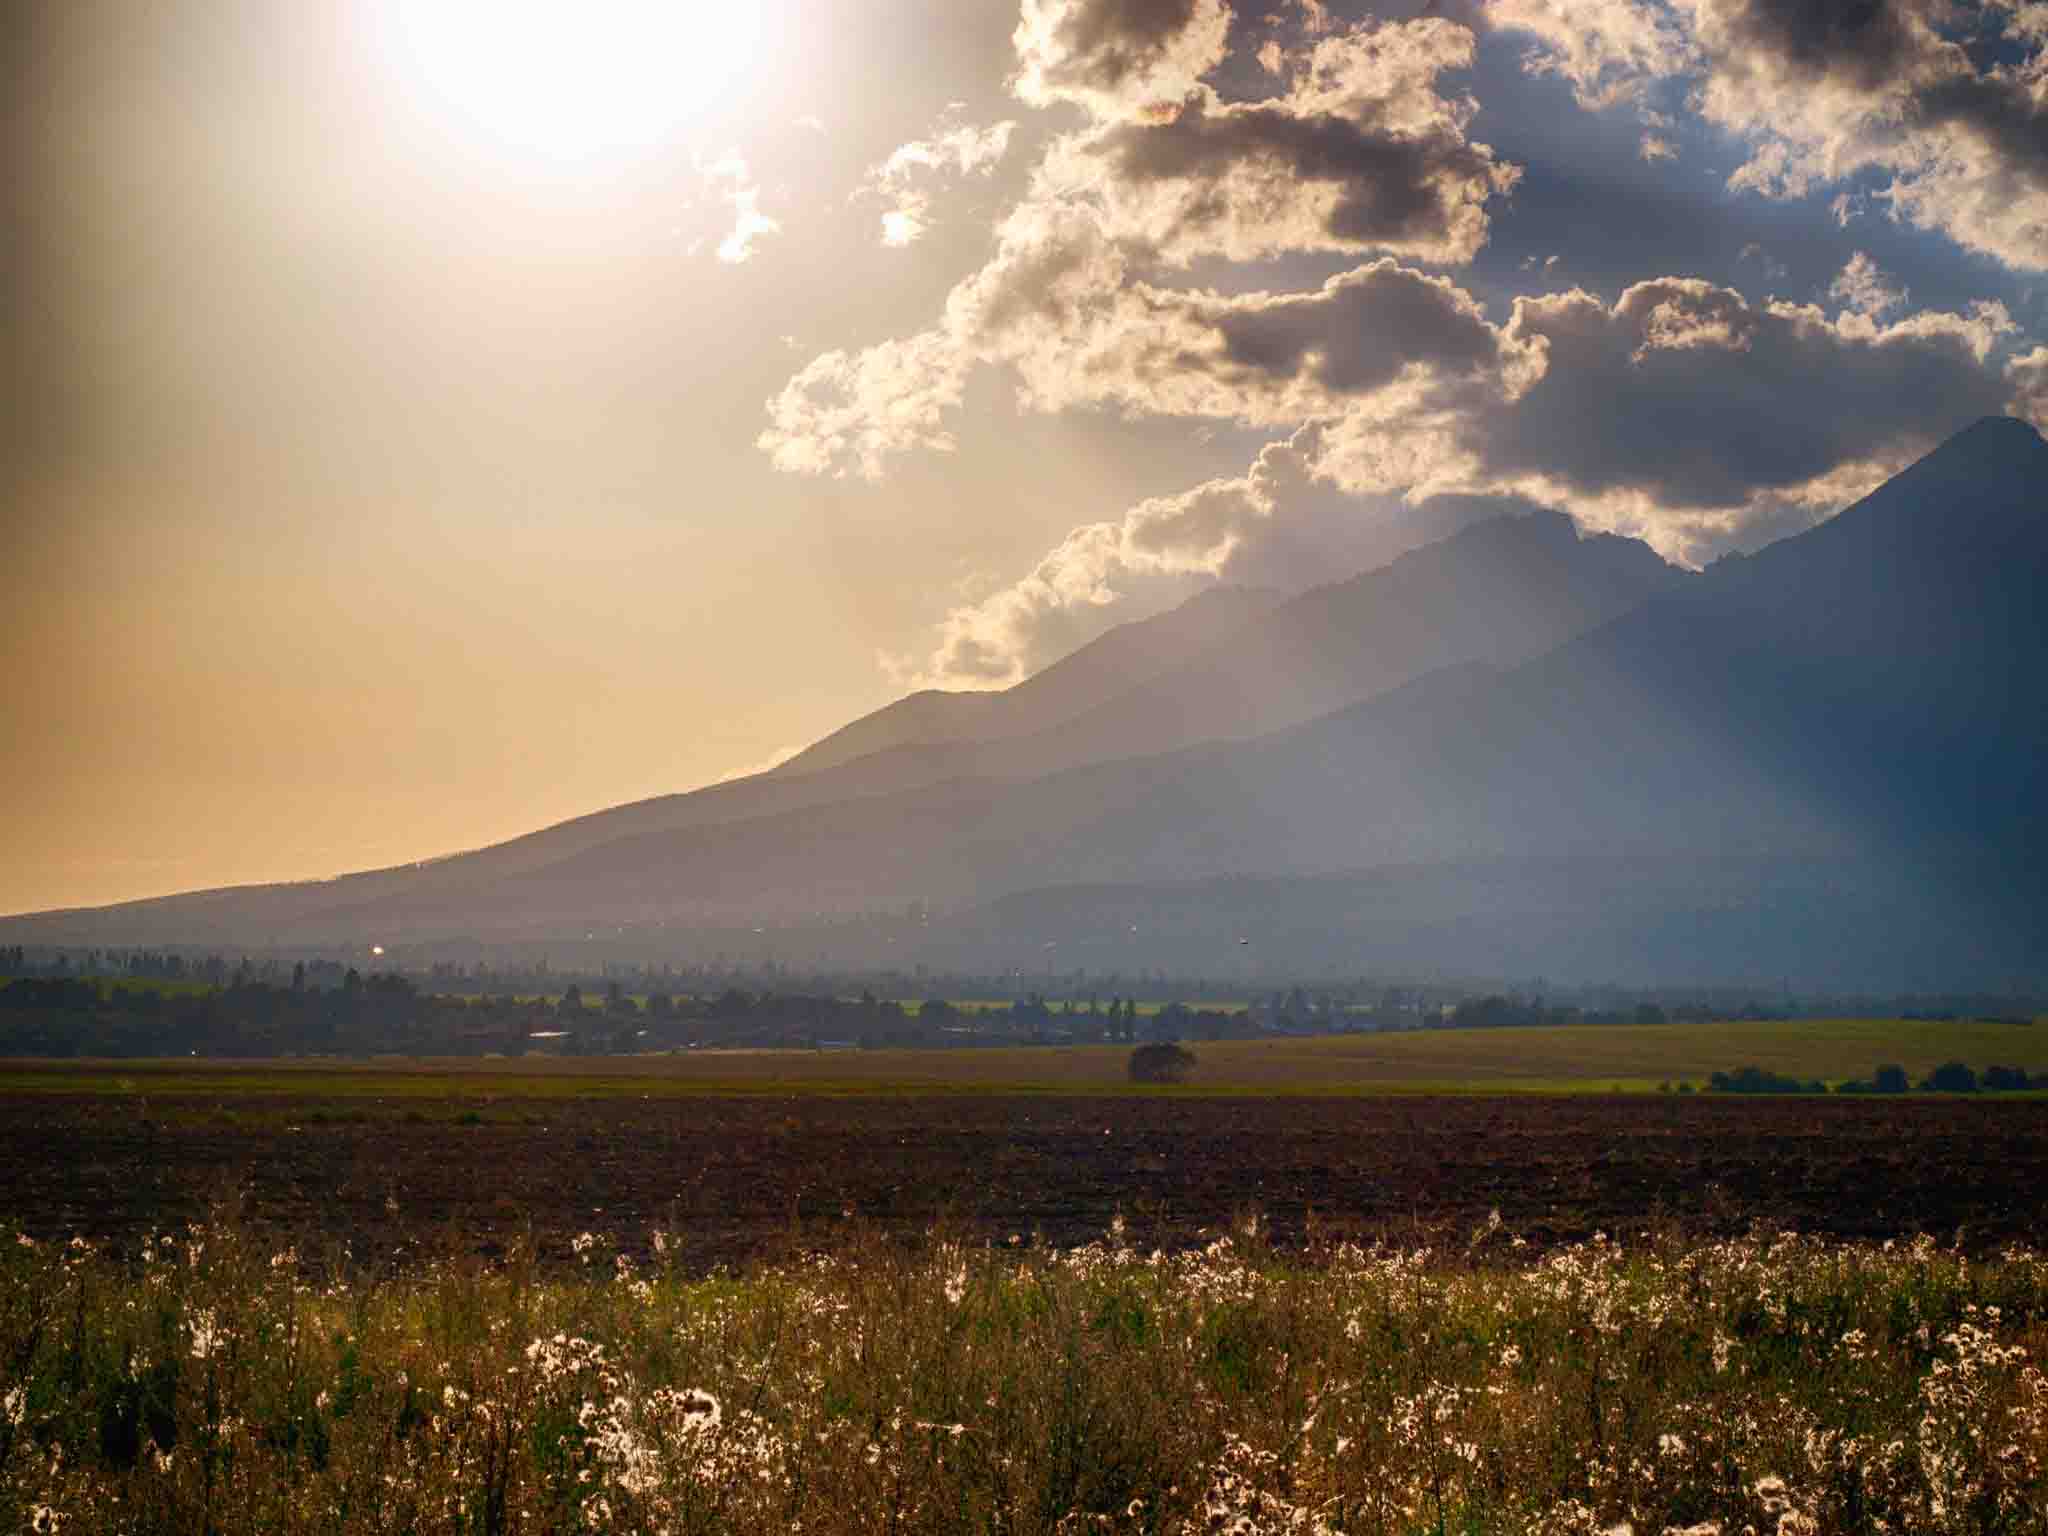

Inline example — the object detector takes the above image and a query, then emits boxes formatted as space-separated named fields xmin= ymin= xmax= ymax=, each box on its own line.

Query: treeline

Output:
xmin=0 ymin=978 xmax=1241 ymax=1058
xmin=0 ymin=974 xmax=470 ymax=1057
xmin=1707 ymin=1061 xmax=2044 ymax=1095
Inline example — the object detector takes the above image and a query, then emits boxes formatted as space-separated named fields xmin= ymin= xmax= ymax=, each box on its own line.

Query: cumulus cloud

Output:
xmin=1055 ymin=18 xmax=1521 ymax=267
xmin=903 ymin=439 xmax=1296 ymax=687
xmin=1489 ymin=0 xmax=2048 ymax=271
xmin=760 ymin=8 xmax=1520 ymax=478
xmin=866 ymin=111 xmax=1016 ymax=247
xmin=1442 ymin=278 xmax=2021 ymax=546
xmin=906 ymin=263 xmax=2038 ymax=684
xmin=768 ymin=0 xmax=2046 ymax=686
xmin=900 ymin=428 xmax=1510 ymax=688
xmin=1011 ymin=0 xmax=1234 ymax=118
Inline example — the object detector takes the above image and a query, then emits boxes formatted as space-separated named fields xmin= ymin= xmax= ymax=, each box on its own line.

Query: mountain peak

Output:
xmin=1951 ymin=414 xmax=2045 ymax=448
xmin=1895 ymin=413 xmax=2046 ymax=500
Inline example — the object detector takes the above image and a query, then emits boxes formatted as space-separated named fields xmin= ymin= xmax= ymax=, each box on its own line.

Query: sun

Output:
xmin=377 ymin=0 xmax=763 ymax=162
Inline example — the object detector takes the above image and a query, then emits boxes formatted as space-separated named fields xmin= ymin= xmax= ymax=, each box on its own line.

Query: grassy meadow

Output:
xmin=0 ymin=1015 xmax=2040 ymax=1106
xmin=3 ymin=1208 xmax=2046 ymax=1534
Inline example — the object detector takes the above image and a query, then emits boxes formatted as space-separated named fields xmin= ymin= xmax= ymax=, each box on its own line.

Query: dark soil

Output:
xmin=5 ymin=1093 xmax=2044 ymax=1269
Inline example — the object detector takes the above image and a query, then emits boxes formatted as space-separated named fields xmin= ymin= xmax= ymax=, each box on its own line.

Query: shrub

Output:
xmin=1709 ymin=1065 xmax=1816 ymax=1095
xmin=1983 ymin=1064 xmax=2034 ymax=1091
xmin=1127 ymin=1041 xmax=1197 ymax=1084
xmin=1921 ymin=1061 xmax=1980 ymax=1093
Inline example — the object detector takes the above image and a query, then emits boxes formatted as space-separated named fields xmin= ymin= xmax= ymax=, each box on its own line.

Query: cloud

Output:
xmin=1695 ymin=0 xmax=2048 ymax=270
xmin=1057 ymin=18 xmax=1520 ymax=267
xmin=1488 ymin=0 xmax=2048 ymax=271
xmin=761 ymin=9 xmax=1520 ymax=478
xmin=769 ymin=0 xmax=2046 ymax=687
xmin=700 ymin=152 xmax=780 ymax=265
xmin=902 ymin=445 xmax=1289 ymax=687
xmin=1830 ymin=251 xmax=1907 ymax=317
xmin=2011 ymin=344 xmax=2048 ymax=428
xmin=759 ymin=327 xmax=970 ymax=478
xmin=1638 ymin=133 xmax=1676 ymax=162
xmin=866 ymin=112 xmax=1016 ymax=247
xmin=1433 ymin=278 xmax=2021 ymax=546
xmin=918 ymin=269 xmax=2034 ymax=682
xmin=899 ymin=428 xmax=1515 ymax=689
xmin=1486 ymin=0 xmax=1696 ymax=109
xmin=1011 ymin=0 xmax=1234 ymax=119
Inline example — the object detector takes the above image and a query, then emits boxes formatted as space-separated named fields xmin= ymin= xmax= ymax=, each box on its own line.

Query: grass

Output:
xmin=0 ymin=1016 xmax=2040 ymax=1105
xmin=2 ymin=1208 xmax=2045 ymax=1533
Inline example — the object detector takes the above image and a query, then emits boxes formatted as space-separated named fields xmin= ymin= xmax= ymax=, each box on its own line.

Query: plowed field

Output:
xmin=5 ymin=1090 xmax=2044 ymax=1268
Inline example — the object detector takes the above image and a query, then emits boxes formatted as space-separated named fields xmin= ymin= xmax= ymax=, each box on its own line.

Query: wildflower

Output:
xmin=189 ymin=1308 xmax=223 ymax=1361
xmin=3 ymin=1386 xmax=23 ymax=1427
xmin=1658 ymin=1432 xmax=1685 ymax=1457
xmin=29 ymin=1506 xmax=62 ymax=1534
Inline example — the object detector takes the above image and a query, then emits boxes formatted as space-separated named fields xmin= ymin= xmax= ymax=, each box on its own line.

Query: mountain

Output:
xmin=775 ymin=510 xmax=1686 ymax=791
xmin=955 ymin=509 xmax=1689 ymax=775
xmin=770 ymin=584 xmax=1282 ymax=777
xmin=0 ymin=505 xmax=1684 ymax=946
xmin=9 ymin=417 xmax=2044 ymax=985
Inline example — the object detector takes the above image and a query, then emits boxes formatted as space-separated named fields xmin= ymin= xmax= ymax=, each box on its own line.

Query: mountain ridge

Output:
xmin=7 ymin=417 xmax=2044 ymax=985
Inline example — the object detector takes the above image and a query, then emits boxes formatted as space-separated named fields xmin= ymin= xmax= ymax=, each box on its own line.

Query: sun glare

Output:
xmin=378 ymin=0 xmax=761 ymax=161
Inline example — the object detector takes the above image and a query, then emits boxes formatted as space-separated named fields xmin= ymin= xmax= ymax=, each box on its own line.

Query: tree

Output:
xmin=1874 ymin=1063 xmax=1909 ymax=1093
xmin=1128 ymin=1041 xmax=1197 ymax=1084
xmin=1922 ymin=1061 xmax=1979 ymax=1093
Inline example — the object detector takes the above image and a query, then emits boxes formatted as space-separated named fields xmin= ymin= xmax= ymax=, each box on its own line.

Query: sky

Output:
xmin=4 ymin=0 xmax=2045 ymax=915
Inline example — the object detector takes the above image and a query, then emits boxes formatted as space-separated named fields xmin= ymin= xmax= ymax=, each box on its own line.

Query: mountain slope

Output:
xmin=10 ymin=417 xmax=2042 ymax=985
xmin=750 ymin=510 xmax=1690 ymax=797
xmin=769 ymin=583 xmax=1283 ymax=777
xmin=2 ymin=508 xmax=1685 ymax=943
xmin=223 ymin=414 xmax=2047 ymax=977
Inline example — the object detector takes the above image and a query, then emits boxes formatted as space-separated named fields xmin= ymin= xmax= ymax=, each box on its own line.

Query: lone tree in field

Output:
xmin=1128 ymin=1041 xmax=1196 ymax=1084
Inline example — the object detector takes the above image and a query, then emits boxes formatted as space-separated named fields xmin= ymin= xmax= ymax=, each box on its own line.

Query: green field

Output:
xmin=0 ymin=1015 xmax=2040 ymax=1102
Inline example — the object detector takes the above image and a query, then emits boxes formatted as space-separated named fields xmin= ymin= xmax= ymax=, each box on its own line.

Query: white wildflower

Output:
xmin=188 ymin=1308 xmax=223 ymax=1361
